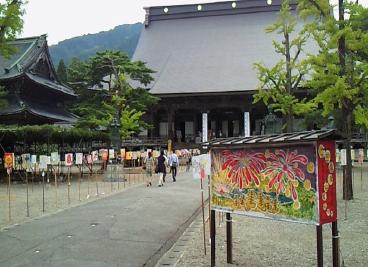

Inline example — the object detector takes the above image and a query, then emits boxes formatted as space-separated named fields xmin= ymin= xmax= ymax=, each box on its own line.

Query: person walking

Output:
xmin=144 ymin=152 xmax=154 ymax=187
xmin=169 ymin=152 xmax=179 ymax=182
xmin=156 ymin=150 xmax=167 ymax=187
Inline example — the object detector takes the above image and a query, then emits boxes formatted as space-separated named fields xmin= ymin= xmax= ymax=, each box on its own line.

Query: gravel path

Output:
xmin=176 ymin=167 xmax=368 ymax=267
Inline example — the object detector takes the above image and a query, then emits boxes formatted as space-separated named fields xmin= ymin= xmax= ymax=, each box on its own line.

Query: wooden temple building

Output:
xmin=132 ymin=0 xmax=316 ymax=148
xmin=0 ymin=35 xmax=77 ymax=125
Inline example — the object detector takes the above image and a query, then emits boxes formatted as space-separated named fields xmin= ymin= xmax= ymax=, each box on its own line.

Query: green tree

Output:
xmin=304 ymin=1 xmax=368 ymax=200
xmin=67 ymin=51 xmax=158 ymax=142
xmin=253 ymin=0 xmax=315 ymax=132
xmin=56 ymin=59 xmax=67 ymax=83
xmin=0 ymin=0 xmax=25 ymax=57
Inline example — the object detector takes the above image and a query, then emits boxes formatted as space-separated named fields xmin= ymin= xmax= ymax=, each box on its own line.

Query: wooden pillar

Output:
xmin=167 ymin=106 xmax=175 ymax=140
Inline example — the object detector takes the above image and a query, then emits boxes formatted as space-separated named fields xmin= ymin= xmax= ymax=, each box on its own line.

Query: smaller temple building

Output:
xmin=0 ymin=35 xmax=77 ymax=125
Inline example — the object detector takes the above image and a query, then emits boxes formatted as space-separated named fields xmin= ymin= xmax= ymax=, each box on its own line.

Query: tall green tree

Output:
xmin=304 ymin=1 xmax=368 ymax=200
xmin=56 ymin=59 xmax=67 ymax=83
xmin=0 ymin=0 xmax=25 ymax=57
xmin=67 ymin=51 xmax=158 ymax=141
xmin=0 ymin=0 xmax=26 ymax=109
xmin=253 ymin=0 xmax=315 ymax=132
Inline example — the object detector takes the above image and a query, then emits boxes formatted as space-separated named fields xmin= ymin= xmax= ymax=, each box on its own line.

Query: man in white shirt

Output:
xmin=168 ymin=152 xmax=179 ymax=182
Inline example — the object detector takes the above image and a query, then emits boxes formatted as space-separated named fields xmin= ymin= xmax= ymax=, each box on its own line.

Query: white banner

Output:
xmin=192 ymin=154 xmax=211 ymax=179
xmin=51 ymin=152 xmax=60 ymax=164
xmin=39 ymin=155 xmax=48 ymax=170
xmin=244 ymin=112 xmax=250 ymax=137
xmin=92 ymin=151 xmax=98 ymax=162
xmin=75 ymin=153 xmax=83 ymax=165
xmin=109 ymin=149 xmax=115 ymax=159
xmin=202 ymin=113 xmax=208 ymax=143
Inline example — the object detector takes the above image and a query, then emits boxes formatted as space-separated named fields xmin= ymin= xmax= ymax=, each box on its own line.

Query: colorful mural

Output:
xmin=211 ymin=143 xmax=336 ymax=225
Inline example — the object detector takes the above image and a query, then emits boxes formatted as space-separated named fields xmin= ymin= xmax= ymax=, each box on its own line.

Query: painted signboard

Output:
xmin=211 ymin=142 xmax=337 ymax=225
xmin=92 ymin=151 xmax=98 ymax=162
xmin=65 ymin=153 xmax=74 ymax=166
xmin=4 ymin=153 xmax=14 ymax=169
xmin=192 ymin=154 xmax=211 ymax=180
xmin=39 ymin=155 xmax=48 ymax=170
xmin=51 ymin=152 xmax=60 ymax=164
xmin=75 ymin=153 xmax=83 ymax=165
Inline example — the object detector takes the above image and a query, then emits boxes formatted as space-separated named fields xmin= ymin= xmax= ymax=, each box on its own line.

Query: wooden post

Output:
xmin=7 ymin=170 xmax=11 ymax=222
xmin=332 ymin=221 xmax=340 ymax=267
xmin=95 ymin=168 xmax=99 ymax=197
xmin=226 ymin=212 xmax=233 ymax=264
xmin=208 ymin=175 xmax=211 ymax=226
xmin=67 ymin=167 xmax=71 ymax=205
xmin=316 ymin=225 xmax=323 ymax=267
xmin=42 ymin=171 xmax=45 ymax=212
xmin=78 ymin=165 xmax=81 ymax=201
xmin=26 ymin=171 xmax=29 ymax=217
xmin=54 ymin=170 xmax=58 ymax=208
xmin=110 ymin=164 xmax=113 ymax=192
xmin=210 ymin=210 xmax=216 ymax=267
xmin=360 ymin=162 xmax=363 ymax=191
xmin=200 ymin=178 xmax=207 ymax=255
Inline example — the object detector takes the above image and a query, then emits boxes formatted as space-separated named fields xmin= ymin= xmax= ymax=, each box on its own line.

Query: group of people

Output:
xmin=144 ymin=150 xmax=179 ymax=187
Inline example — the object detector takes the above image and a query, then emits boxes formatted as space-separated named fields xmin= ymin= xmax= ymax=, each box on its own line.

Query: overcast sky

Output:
xmin=21 ymin=0 xmax=367 ymax=45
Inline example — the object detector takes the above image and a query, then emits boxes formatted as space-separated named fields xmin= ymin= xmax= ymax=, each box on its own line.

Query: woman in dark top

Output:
xmin=157 ymin=150 xmax=167 ymax=187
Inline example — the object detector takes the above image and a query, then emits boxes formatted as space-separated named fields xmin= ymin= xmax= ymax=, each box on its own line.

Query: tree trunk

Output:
xmin=285 ymin=30 xmax=293 ymax=133
xmin=343 ymin=108 xmax=354 ymax=200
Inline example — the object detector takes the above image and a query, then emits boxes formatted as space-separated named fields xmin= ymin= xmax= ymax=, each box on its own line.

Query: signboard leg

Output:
xmin=361 ymin=163 xmax=363 ymax=191
xmin=42 ymin=171 xmax=45 ymax=212
xmin=95 ymin=168 xmax=99 ymax=197
xmin=26 ymin=172 xmax=29 ymax=217
xmin=78 ymin=165 xmax=81 ymax=201
xmin=316 ymin=225 xmax=323 ymax=267
xmin=332 ymin=221 xmax=339 ymax=267
xmin=210 ymin=210 xmax=216 ymax=267
xmin=54 ymin=171 xmax=58 ymax=208
xmin=208 ymin=175 xmax=211 ymax=227
xmin=226 ymin=213 xmax=233 ymax=264
xmin=8 ymin=173 xmax=11 ymax=222
xmin=200 ymin=178 xmax=207 ymax=255
xmin=68 ymin=167 xmax=71 ymax=205
xmin=110 ymin=164 xmax=113 ymax=192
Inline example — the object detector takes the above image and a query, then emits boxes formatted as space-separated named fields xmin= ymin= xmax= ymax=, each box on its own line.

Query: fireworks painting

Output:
xmin=211 ymin=142 xmax=336 ymax=225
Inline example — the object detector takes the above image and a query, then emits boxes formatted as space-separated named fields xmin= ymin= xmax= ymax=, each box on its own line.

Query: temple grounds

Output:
xmin=0 ymin=164 xmax=151 ymax=229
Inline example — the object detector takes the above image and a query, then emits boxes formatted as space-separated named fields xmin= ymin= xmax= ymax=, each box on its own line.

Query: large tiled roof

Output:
xmin=0 ymin=35 xmax=76 ymax=97
xmin=0 ymin=96 xmax=78 ymax=123
xmin=133 ymin=0 xmax=317 ymax=95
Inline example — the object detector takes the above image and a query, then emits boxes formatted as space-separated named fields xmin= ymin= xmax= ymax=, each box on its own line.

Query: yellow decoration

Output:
xmin=318 ymin=144 xmax=325 ymax=158
xmin=328 ymin=174 xmax=333 ymax=185
xmin=285 ymin=187 xmax=291 ymax=197
xmin=307 ymin=162 xmax=315 ymax=173
xmin=303 ymin=179 xmax=311 ymax=191
xmin=326 ymin=209 xmax=331 ymax=216
xmin=325 ymin=150 xmax=331 ymax=162
xmin=328 ymin=162 xmax=335 ymax=173
xmin=293 ymin=201 xmax=300 ymax=210
xmin=322 ymin=192 xmax=327 ymax=201
xmin=323 ymin=202 xmax=327 ymax=211
xmin=324 ymin=182 xmax=329 ymax=192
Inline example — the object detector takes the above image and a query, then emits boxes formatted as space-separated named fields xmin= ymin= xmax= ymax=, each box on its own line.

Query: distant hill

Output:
xmin=49 ymin=23 xmax=143 ymax=65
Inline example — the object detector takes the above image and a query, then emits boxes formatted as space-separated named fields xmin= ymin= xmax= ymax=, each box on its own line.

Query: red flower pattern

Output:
xmin=222 ymin=150 xmax=266 ymax=188
xmin=264 ymin=149 xmax=308 ymax=200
